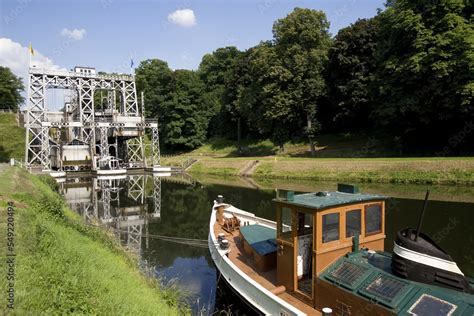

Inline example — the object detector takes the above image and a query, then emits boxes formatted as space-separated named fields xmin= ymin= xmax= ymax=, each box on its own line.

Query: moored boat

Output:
xmin=93 ymin=156 xmax=126 ymax=176
xmin=209 ymin=184 xmax=474 ymax=315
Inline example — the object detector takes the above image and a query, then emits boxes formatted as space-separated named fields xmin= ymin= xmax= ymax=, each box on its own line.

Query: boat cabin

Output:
xmin=274 ymin=184 xmax=386 ymax=305
xmin=97 ymin=156 xmax=121 ymax=170
xmin=212 ymin=184 xmax=474 ymax=315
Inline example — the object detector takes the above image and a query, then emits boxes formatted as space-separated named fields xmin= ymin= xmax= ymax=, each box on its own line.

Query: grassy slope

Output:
xmin=252 ymin=158 xmax=474 ymax=185
xmin=186 ymin=157 xmax=474 ymax=185
xmin=0 ymin=167 xmax=183 ymax=315
xmin=171 ymin=138 xmax=474 ymax=185
xmin=189 ymin=134 xmax=397 ymax=158
xmin=0 ymin=113 xmax=25 ymax=162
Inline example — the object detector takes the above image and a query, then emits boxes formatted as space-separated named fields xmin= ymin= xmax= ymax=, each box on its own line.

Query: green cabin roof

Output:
xmin=274 ymin=190 xmax=387 ymax=211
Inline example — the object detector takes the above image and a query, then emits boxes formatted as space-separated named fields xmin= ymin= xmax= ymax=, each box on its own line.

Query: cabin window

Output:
xmin=278 ymin=207 xmax=293 ymax=241
xmin=297 ymin=211 xmax=313 ymax=236
xmin=346 ymin=209 xmax=361 ymax=238
xmin=322 ymin=212 xmax=339 ymax=243
xmin=365 ymin=204 xmax=382 ymax=235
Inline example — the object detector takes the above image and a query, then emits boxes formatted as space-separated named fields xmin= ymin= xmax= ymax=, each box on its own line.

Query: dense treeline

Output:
xmin=136 ymin=1 xmax=473 ymax=154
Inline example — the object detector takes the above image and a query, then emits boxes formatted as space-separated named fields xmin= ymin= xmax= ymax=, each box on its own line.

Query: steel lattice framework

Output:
xmin=128 ymin=175 xmax=145 ymax=202
xmin=151 ymin=126 xmax=161 ymax=166
xmin=59 ymin=174 xmax=163 ymax=262
xmin=153 ymin=176 xmax=161 ymax=218
xmin=24 ymin=67 xmax=161 ymax=170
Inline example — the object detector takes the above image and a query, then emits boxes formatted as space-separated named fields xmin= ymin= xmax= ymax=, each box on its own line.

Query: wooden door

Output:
xmin=277 ymin=240 xmax=295 ymax=291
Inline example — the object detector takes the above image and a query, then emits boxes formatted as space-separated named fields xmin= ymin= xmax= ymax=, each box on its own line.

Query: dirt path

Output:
xmin=0 ymin=163 xmax=9 ymax=173
xmin=239 ymin=160 xmax=260 ymax=176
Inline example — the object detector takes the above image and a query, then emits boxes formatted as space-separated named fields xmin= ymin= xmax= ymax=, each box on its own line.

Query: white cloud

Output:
xmin=0 ymin=38 xmax=67 ymax=108
xmin=167 ymin=9 xmax=196 ymax=27
xmin=61 ymin=28 xmax=86 ymax=41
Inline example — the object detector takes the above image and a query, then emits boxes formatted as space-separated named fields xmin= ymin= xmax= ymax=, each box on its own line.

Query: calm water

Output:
xmin=58 ymin=174 xmax=474 ymax=315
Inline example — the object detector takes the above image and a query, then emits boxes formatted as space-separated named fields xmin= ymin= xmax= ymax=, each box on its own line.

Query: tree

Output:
xmin=372 ymin=0 xmax=474 ymax=149
xmin=0 ymin=66 xmax=24 ymax=110
xmin=198 ymin=47 xmax=243 ymax=140
xmin=160 ymin=70 xmax=212 ymax=150
xmin=272 ymin=7 xmax=332 ymax=155
xmin=237 ymin=42 xmax=298 ymax=151
xmin=135 ymin=59 xmax=174 ymax=119
xmin=136 ymin=60 xmax=212 ymax=151
xmin=326 ymin=18 xmax=379 ymax=131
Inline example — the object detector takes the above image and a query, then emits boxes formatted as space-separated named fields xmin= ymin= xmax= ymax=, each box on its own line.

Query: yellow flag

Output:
xmin=29 ymin=43 xmax=34 ymax=56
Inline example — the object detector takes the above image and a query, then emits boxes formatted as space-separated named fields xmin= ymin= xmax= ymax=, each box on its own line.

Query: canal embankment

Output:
xmin=163 ymin=156 xmax=474 ymax=186
xmin=0 ymin=166 xmax=185 ymax=315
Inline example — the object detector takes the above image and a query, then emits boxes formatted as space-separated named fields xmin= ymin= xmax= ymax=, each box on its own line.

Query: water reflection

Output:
xmin=58 ymin=174 xmax=219 ymax=314
xmin=60 ymin=175 xmax=162 ymax=256
xmin=57 ymin=173 xmax=474 ymax=315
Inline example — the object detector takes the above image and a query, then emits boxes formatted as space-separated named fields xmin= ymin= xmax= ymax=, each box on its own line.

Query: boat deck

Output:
xmin=214 ymin=223 xmax=321 ymax=315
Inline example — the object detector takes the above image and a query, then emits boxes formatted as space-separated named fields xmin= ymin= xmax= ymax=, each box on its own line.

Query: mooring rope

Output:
xmin=71 ymin=219 xmax=211 ymax=249
xmin=111 ymin=227 xmax=210 ymax=248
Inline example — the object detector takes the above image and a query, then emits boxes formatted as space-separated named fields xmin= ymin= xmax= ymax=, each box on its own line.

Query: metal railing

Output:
xmin=29 ymin=67 xmax=134 ymax=81
xmin=10 ymin=158 xmax=31 ymax=172
xmin=0 ymin=109 xmax=19 ymax=113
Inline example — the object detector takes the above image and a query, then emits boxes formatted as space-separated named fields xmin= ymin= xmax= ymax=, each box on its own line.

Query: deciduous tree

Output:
xmin=0 ymin=66 xmax=24 ymax=110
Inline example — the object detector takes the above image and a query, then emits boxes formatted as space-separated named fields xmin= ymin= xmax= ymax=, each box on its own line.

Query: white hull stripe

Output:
xmin=393 ymin=243 xmax=464 ymax=276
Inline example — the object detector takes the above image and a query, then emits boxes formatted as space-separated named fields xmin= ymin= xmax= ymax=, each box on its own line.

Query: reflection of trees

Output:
xmin=149 ymin=181 xmax=276 ymax=239
xmin=142 ymin=181 xmax=278 ymax=268
xmin=385 ymin=198 xmax=473 ymax=276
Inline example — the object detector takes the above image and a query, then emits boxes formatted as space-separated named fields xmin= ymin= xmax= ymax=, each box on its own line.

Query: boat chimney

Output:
xmin=352 ymin=234 xmax=360 ymax=253
xmin=287 ymin=191 xmax=294 ymax=201
xmin=217 ymin=195 xmax=224 ymax=204
xmin=322 ymin=307 xmax=333 ymax=316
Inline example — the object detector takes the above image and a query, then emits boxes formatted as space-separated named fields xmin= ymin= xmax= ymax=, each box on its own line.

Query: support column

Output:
xmin=25 ymin=72 xmax=46 ymax=167
xmin=128 ymin=175 xmax=144 ymax=202
xmin=153 ymin=176 xmax=161 ymax=219
xmin=126 ymin=224 xmax=142 ymax=255
xmin=126 ymin=137 xmax=145 ymax=168
xmin=123 ymin=81 xmax=139 ymax=116
xmin=78 ymin=79 xmax=95 ymax=143
xmin=101 ymin=180 xmax=112 ymax=223
xmin=99 ymin=126 xmax=109 ymax=159
xmin=151 ymin=126 xmax=161 ymax=166
xmin=41 ymin=126 xmax=51 ymax=170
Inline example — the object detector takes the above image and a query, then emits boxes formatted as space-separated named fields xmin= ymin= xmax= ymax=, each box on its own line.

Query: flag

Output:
xmin=130 ymin=58 xmax=134 ymax=68
xmin=29 ymin=43 xmax=34 ymax=56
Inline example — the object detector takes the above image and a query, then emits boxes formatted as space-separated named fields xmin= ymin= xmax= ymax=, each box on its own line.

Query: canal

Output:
xmin=58 ymin=173 xmax=474 ymax=315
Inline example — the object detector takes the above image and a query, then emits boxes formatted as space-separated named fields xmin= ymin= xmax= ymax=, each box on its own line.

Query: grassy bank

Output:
xmin=188 ymin=172 xmax=474 ymax=203
xmin=184 ymin=157 xmax=474 ymax=185
xmin=188 ymin=134 xmax=397 ymax=158
xmin=0 ymin=166 xmax=184 ymax=315
xmin=0 ymin=113 xmax=24 ymax=162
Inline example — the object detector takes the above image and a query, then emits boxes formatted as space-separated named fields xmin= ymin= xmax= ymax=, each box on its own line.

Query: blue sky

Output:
xmin=1 ymin=0 xmax=385 ymax=78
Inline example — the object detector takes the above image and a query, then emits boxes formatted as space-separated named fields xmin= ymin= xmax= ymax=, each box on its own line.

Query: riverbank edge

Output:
xmin=0 ymin=167 xmax=186 ymax=315
xmin=180 ymin=157 xmax=474 ymax=186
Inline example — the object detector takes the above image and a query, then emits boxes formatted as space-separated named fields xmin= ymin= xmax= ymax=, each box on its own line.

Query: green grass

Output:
xmin=188 ymin=133 xmax=397 ymax=158
xmin=251 ymin=160 xmax=474 ymax=185
xmin=0 ymin=167 xmax=185 ymax=315
xmin=182 ymin=157 xmax=474 ymax=185
xmin=0 ymin=113 xmax=25 ymax=162
xmin=189 ymin=161 xmax=239 ymax=176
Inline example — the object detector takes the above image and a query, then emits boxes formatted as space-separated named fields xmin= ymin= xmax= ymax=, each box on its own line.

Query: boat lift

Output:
xmin=23 ymin=66 xmax=163 ymax=174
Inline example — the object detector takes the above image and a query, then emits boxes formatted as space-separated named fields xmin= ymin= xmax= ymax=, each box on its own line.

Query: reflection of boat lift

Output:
xmin=50 ymin=171 xmax=66 ymax=178
xmin=57 ymin=174 xmax=162 ymax=257
xmin=94 ymin=156 xmax=127 ymax=176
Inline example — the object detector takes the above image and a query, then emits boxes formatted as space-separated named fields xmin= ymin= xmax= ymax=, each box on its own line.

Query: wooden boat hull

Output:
xmin=208 ymin=202 xmax=306 ymax=315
